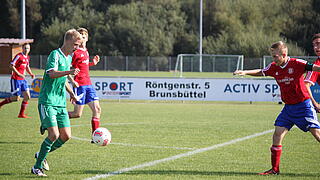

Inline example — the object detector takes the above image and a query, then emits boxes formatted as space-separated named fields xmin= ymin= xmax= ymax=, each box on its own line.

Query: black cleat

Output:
xmin=40 ymin=126 xmax=46 ymax=135
xmin=258 ymin=169 xmax=280 ymax=175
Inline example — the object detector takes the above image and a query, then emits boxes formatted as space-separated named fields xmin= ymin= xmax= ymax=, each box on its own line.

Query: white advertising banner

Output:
xmin=0 ymin=75 xmax=282 ymax=102
xmin=91 ymin=77 xmax=281 ymax=102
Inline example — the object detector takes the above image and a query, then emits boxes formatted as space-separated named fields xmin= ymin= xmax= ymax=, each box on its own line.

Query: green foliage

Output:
xmin=36 ymin=0 xmax=106 ymax=54
xmin=104 ymin=0 xmax=185 ymax=56
xmin=202 ymin=0 xmax=305 ymax=57
xmin=1 ymin=0 xmax=319 ymax=57
xmin=282 ymin=0 xmax=320 ymax=55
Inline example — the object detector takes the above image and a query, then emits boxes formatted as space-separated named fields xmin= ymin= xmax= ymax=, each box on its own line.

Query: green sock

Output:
xmin=50 ymin=138 xmax=65 ymax=152
xmin=34 ymin=137 xmax=53 ymax=169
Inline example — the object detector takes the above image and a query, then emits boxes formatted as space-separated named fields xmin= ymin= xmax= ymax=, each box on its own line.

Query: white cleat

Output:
xmin=31 ymin=167 xmax=47 ymax=176
xmin=35 ymin=152 xmax=50 ymax=171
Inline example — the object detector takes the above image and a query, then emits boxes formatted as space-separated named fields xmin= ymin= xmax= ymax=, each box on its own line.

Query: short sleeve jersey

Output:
xmin=262 ymin=58 xmax=310 ymax=104
xmin=71 ymin=48 xmax=92 ymax=86
xmin=10 ymin=52 xmax=30 ymax=80
xmin=38 ymin=49 xmax=72 ymax=107
xmin=304 ymin=57 xmax=320 ymax=85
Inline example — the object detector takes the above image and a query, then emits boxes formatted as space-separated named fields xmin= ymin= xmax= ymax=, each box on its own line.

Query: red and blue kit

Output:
xmin=11 ymin=52 xmax=30 ymax=80
xmin=72 ymin=48 xmax=98 ymax=105
xmin=10 ymin=52 xmax=30 ymax=96
xmin=262 ymin=57 xmax=320 ymax=131
xmin=262 ymin=58 xmax=310 ymax=104
xmin=72 ymin=48 xmax=92 ymax=86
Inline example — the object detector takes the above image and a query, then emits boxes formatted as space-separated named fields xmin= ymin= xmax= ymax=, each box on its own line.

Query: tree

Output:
xmin=1 ymin=0 xmax=42 ymax=39
xmin=202 ymin=0 xmax=305 ymax=57
xmin=35 ymin=0 xmax=106 ymax=54
xmin=282 ymin=0 xmax=320 ymax=56
xmin=104 ymin=0 xmax=186 ymax=56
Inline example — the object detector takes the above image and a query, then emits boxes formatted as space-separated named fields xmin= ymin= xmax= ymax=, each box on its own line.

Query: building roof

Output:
xmin=0 ymin=38 xmax=34 ymax=46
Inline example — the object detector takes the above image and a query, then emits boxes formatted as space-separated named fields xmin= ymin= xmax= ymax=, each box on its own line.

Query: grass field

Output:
xmin=0 ymin=99 xmax=319 ymax=180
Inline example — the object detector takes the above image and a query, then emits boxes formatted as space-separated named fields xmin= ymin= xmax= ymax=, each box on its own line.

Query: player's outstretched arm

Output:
xmin=89 ymin=55 xmax=100 ymax=66
xmin=47 ymin=68 xmax=80 ymax=79
xmin=233 ymin=69 xmax=263 ymax=76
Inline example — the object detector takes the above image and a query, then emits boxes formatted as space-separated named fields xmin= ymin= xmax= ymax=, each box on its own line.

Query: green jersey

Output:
xmin=38 ymin=48 xmax=71 ymax=107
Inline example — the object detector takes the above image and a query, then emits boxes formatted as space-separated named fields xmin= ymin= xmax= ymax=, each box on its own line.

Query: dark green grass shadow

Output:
xmin=0 ymin=141 xmax=35 ymax=144
xmin=0 ymin=173 xmax=14 ymax=176
xmin=124 ymin=170 xmax=320 ymax=177
xmin=0 ymin=173 xmax=48 ymax=179
xmin=66 ymin=170 xmax=113 ymax=175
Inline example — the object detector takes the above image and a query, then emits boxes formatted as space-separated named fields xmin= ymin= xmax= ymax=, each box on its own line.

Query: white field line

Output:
xmin=71 ymin=136 xmax=196 ymax=150
xmin=84 ymin=129 xmax=274 ymax=180
xmin=71 ymin=122 xmax=146 ymax=127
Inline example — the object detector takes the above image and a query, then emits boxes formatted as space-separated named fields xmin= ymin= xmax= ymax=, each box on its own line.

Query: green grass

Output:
xmin=31 ymin=68 xmax=236 ymax=78
xmin=0 ymin=99 xmax=319 ymax=179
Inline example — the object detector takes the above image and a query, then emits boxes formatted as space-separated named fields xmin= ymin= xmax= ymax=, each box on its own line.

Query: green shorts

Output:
xmin=38 ymin=104 xmax=70 ymax=129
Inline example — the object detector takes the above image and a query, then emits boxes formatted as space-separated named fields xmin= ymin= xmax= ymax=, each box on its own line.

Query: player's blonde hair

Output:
xmin=77 ymin=27 xmax=88 ymax=35
xmin=64 ymin=29 xmax=82 ymax=42
xmin=270 ymin=41 xmax=288 ymax=55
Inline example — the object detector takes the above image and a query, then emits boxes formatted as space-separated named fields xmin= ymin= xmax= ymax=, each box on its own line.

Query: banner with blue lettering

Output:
xmin=92 ymin=77 xmax=281 ymax=101
xmin=0 ymin=75 xmax=283 ymax=102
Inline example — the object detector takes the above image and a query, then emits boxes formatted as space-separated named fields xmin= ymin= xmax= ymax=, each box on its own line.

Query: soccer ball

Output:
xmin=92 ymin=127 xmax=112 ymax=146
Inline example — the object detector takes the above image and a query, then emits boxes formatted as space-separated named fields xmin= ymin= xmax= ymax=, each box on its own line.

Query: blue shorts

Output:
xmin=275 ymin=99 xmax=320 ymax=132
xmin=73 ymin=85 xmax=99 ymax=105
xmin=11 ymin=79 xmax=29 ymax=96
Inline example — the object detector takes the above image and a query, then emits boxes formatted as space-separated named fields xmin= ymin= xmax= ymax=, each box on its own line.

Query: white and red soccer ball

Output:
xmin=92 ymin=127 xmax=112 ymax=146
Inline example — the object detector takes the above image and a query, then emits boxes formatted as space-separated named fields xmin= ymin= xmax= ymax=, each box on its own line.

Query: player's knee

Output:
xmin=48 ymin=134 xmax=59 ymax=142
xmin=310 ymin=128 xmax=320 ymax=142
xmin=24 ymin=95 xmax=30 ymax=101
xmin=62 ymin=135 xmax=71 ymax=141
xmin=272 ymin=132 xmax=283 ymax=143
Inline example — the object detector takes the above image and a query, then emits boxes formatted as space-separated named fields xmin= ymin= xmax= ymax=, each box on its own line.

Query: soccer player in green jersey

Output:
xmin=31 ymin=29 xmax=82 ymax=176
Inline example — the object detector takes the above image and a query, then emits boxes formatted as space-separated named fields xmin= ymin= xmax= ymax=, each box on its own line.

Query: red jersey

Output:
xmin=304 ymin=57 xmax=320 ymax=85
xmin=10 ymin=52 xmax=30 ymax=80
xmin=72 ymin=48 xmax=92 ymax=86
xmin=262 ymin=58 xmax=310 ymax=104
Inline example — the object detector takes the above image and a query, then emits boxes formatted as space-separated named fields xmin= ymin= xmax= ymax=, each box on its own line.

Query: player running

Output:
xmin=234 ymin=41 xmax=320 ymax=175
xmin=0 ymin=43 xmax=35 ymax=118
xmin=305 ymin=33 xmax=320 ymax=111
xmin=31 ymin=29 xmax=81 ymax=177
xmin=68 ymin=27 xmax=102 ymax=138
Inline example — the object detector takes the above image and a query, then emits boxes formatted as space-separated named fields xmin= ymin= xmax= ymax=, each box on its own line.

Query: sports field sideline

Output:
xmin=0 ymin=98 xmax=319 ymax=179
xmin=0 ymin=70 xmax=319 ymax=179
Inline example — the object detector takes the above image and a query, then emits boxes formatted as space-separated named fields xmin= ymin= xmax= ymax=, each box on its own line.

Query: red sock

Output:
xmin=270 ymin=145 xmax=282 ymax=172
xmin=91 ymin=117 xmax=100 ymax=133
xmin=0 ymin=98 xmax=12 ymax=107
xmin=19 ymin=101 xmax=28 ymax=115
